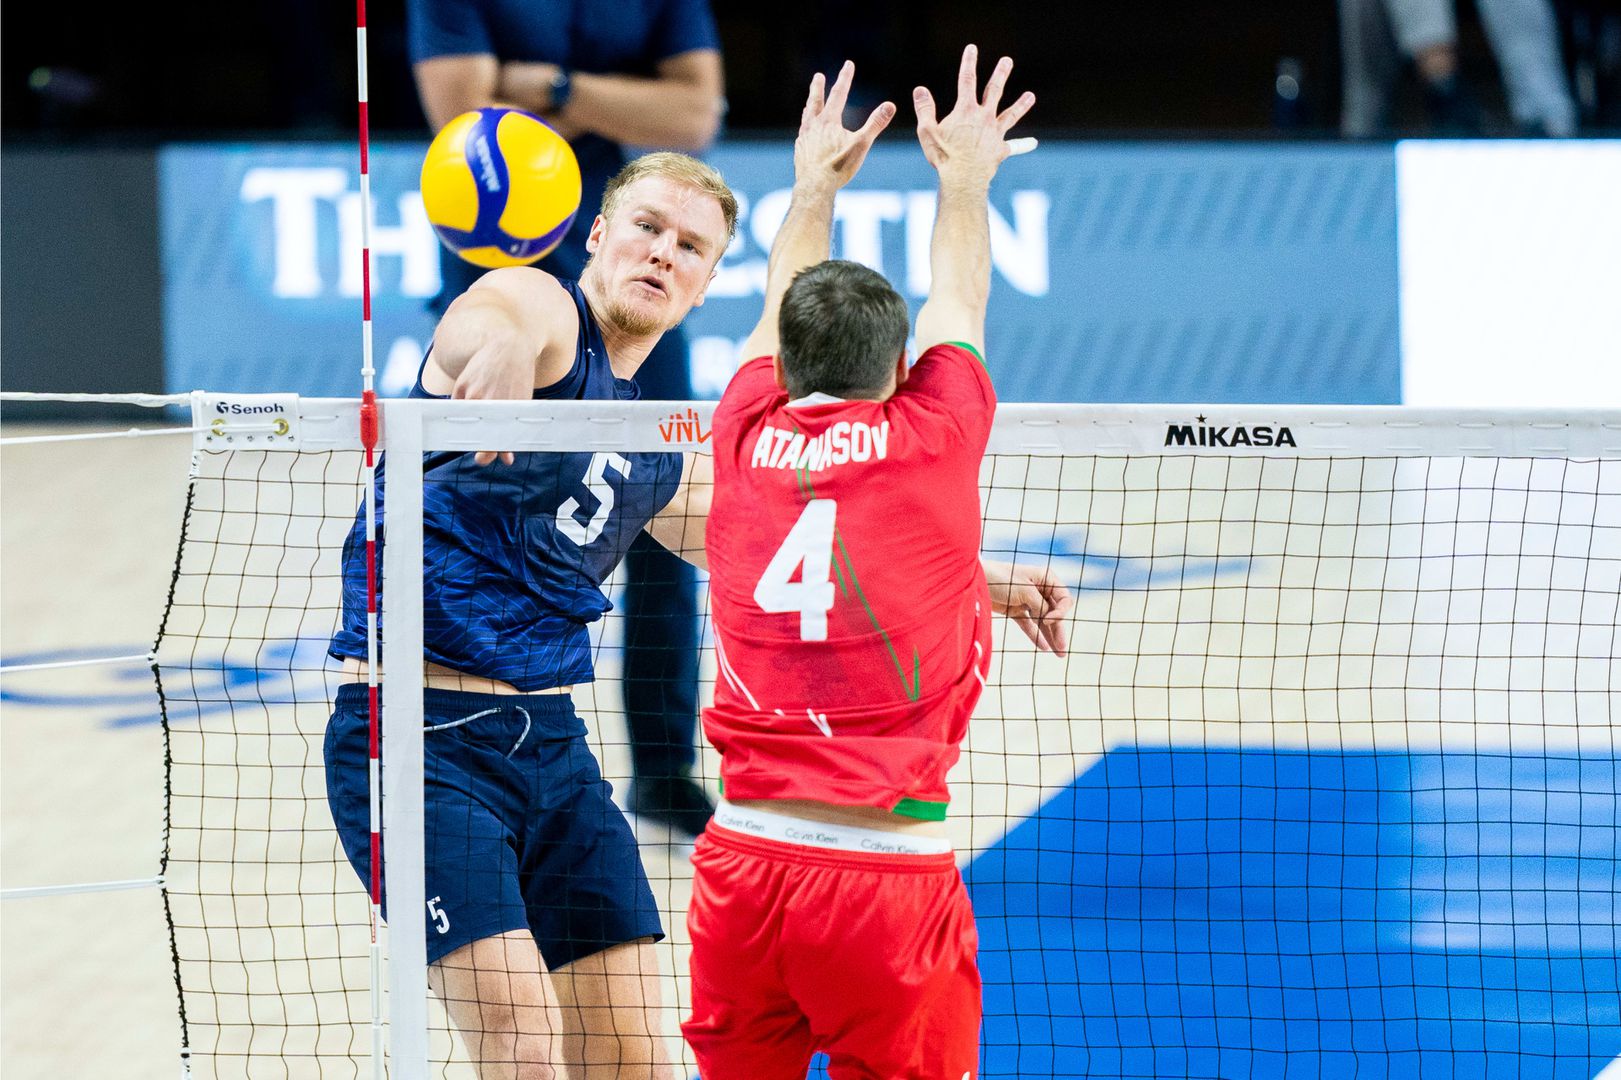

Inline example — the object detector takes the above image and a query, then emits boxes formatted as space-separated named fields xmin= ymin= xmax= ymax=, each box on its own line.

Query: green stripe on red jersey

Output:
xmin=944 ymin=341 xmax=986 ymax=367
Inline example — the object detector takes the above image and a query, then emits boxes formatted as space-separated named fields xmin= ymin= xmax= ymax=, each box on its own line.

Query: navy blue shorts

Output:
xmin=324 ymin=683 xmax=664 ymax=968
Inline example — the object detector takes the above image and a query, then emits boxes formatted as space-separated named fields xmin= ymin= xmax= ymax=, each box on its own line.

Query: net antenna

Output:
xmin=351 ymin=0 xmax=389 ymax=1074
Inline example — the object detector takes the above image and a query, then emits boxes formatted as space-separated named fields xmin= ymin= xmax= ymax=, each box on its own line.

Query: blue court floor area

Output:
xmin=955 ymin=748 xmax=1620 ymax=1080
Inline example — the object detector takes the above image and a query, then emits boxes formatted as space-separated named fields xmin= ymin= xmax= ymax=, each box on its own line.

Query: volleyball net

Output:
xmin=152 ymin=394 xmax=1620 ymax=1079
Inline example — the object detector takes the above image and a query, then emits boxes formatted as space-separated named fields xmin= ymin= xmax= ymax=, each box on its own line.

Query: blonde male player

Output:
xmin=326 ymin=151 xmax=744 ymax=1079
xmin=685 ymin=46 xmax=1066 ymax=1078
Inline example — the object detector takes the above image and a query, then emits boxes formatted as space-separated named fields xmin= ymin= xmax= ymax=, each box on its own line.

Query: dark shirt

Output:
xmin=408 ymin=0 xmax=721 ymax=279
xmin=329 ymin=278 xmax=686 ymax=688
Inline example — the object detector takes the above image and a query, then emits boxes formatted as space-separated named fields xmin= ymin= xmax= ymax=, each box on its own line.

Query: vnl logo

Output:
xmin=658 ymin=407 xmax=711 ymax=444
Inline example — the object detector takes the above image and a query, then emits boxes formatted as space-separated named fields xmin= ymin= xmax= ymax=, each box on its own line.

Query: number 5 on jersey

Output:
xmin=754 ymin=499 xmax=837 ymax=641
xmin=557 ymin=452 xmax=631 ymax=546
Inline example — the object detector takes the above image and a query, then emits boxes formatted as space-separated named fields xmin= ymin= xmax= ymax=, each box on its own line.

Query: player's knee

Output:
xmin=573 ymin=1020 xmax=669 ymax=1076
xmin=582 ymin=1037 xmax=671 ymax=1080
xmin=477 ymin=1035 xmax=564 ymax=1080
xmin=512 ymin=1046 xmax=565 ymax=1080
xmin=470 ymin=1012 xmax=565 ymax=1080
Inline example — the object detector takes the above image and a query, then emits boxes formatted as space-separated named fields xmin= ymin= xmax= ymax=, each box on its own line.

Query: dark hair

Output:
xmin=777 ymin=260 xmax=909 ymax=398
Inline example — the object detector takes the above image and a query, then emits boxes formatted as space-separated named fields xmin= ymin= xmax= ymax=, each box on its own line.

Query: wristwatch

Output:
xmin=548 ymin=68 xmax=573 ymax=112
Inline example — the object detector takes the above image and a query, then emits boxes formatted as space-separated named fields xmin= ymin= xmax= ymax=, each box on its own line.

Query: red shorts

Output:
xmin=682 ymin=821 xmax=981 ymax=1080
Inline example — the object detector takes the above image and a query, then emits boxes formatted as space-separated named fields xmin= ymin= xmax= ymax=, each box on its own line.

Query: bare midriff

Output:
xmin=730 ymin=798 xmax=948 ymax=839
xmin=341 ymin=657 xmax=571 ymax=696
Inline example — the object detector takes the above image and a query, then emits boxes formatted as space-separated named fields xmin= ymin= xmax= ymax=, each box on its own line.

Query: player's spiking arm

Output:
xmin=429 ymin=269 xmax=578 ymax=396
xmin=421 ymin=269 xmax=583 ymax=464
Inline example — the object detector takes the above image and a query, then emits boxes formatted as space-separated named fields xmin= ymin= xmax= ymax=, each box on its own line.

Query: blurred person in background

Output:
xmin=408 ymin=0 xmax=728 ymax=838
xmin=1338 ymin=0 xmax=1578 ymax=135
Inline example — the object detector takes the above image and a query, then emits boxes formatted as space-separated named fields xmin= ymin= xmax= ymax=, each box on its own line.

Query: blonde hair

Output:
xmin=600 ymin=152 xmax=739 ymax=243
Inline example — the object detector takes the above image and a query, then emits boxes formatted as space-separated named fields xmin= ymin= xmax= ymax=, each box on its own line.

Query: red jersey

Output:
xmin=703 ymin=344 xmax=996 ymax=818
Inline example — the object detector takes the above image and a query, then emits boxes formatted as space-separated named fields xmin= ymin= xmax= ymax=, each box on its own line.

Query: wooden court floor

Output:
xmin=2 ymin=424 xmax=195 ymax=1077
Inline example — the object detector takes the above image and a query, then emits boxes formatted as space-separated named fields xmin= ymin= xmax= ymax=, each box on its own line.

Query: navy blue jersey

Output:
xmin=329 ymin=278 xmax=686 ymax=689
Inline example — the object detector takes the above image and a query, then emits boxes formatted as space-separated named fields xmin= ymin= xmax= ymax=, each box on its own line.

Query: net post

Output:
xmin=380 ymin=399 xmax=427 ymax=1072
xmin=360 ymin=384 xmax=383 ymax=1077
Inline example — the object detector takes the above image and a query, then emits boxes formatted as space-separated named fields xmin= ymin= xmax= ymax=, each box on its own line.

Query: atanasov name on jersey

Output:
xmin=749 ymin=421 xmax=892 ymax=473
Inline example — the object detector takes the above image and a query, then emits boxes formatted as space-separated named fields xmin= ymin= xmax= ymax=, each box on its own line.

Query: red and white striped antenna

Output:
xmin=352 ymin=0 xmax=385 ymax=1076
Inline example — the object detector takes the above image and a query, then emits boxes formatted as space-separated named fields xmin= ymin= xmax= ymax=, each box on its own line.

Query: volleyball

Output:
xmin=420 ymin=107 xmax=582 ymax=269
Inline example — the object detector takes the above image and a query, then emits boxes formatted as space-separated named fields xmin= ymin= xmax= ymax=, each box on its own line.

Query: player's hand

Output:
xmin=498 ymin=62 xmax=584 ymax=139
xmin=983 ymin=559 xmax=1072 ymax=657
xmin=793 ymin=61 xmax=896 ymax=195
xmin=913 ymin=45 xmax=1037 ymax=187
xmin=450 ymin=344 xmax=533 ymax=466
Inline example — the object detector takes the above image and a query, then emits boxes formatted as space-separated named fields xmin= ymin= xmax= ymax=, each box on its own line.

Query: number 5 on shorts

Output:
xmin=754 ymin=499 xmax=837 ymax=641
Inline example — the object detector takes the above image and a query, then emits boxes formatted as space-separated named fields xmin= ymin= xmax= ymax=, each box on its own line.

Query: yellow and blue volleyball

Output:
xmin=420 ymin=107 xmax=582 ymax=269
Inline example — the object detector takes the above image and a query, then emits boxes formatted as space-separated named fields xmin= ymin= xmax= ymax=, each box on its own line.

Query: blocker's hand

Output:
xmin=914 ymin=44 xmax=1037 ymax=186
xmin=793 ymin=60 xmax=896 ymax=195
xmin=983 ymin=559 xmax=1072 ymax=657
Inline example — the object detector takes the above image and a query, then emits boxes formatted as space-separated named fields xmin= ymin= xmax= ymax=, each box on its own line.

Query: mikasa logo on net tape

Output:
xmin=1165 ymin=414 xmax=1297 ymax=449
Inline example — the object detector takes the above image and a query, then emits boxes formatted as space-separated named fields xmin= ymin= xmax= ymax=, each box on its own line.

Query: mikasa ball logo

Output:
xmin=472 ymin=134 xmax=502 ymax=193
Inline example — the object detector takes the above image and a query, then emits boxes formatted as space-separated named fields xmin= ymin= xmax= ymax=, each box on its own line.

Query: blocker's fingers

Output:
xmin=998 ymin=90 xmax=1037 ymax=133
xmin=1040 ymin=613 xmax=1069 ymax=657
xmin=855 ymin=100 xmax=897 ymax=144
xmin=913 ymin=86 xmax=937 ymax=129
xmin=825 ymin=60 xmax=856 ymax=117
xmin=805 ymin=71 xmax=826 ymax=117
xmin=956 ymin=44 xmax=978 ymax=105
xmin=1039 ymin=585 xmax=1072 ymax=655
xmin=1046 ymin=583 xmax=1076 ymax=621
xmin=1011 ymin=612 xmax=1046 ymax=651
xmin=982 ymin=55 xmax=1013 ymax=111
xmin=1005 ymin=136 xmax=1039 ymax=157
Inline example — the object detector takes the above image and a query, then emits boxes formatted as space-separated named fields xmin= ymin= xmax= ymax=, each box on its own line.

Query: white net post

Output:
xmin=380 ymin=401 xmax=428 ymax=1073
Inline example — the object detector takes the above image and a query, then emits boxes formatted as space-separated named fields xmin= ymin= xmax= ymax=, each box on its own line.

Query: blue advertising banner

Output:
xmin=160 ymin=144 xmax=442 ymax=401
xmin=160 ymin=141 xmax=1400 ymax=403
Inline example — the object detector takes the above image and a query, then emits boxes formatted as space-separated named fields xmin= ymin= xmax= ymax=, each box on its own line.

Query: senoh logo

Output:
xmin=659 ymin=407 xmax=711 ymax=444
xmin=1165 ymin=414 xmax=1296 ymax=449
xmin=207 ymin=395 xmax=295 ymax=439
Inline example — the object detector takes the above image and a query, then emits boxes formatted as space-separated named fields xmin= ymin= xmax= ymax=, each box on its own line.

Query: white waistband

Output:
xmin=711 ymin=800 xmax=953 ymax=856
